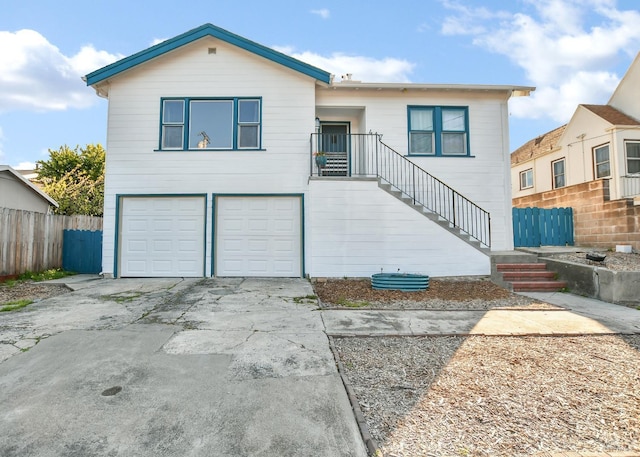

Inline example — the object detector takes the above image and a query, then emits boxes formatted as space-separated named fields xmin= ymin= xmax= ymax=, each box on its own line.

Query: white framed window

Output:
xmin=626 ymin=141 xmax=640 ymax=174
xmin=408 ymin=106 xmax=469 ymax=156
xmin=160 ymin=97 xmax=261 ymax=150
xmin=593 ymin=144 xmax=610 ymax=178
xmin=552 ymin=158 xmax=565 ymax=189
xmin=519 ymin=169 xmax=533 ymax=189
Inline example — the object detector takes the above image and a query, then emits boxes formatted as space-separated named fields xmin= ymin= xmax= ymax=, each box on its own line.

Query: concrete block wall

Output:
xmin=513 ymin=179 xmax=640 ymax=251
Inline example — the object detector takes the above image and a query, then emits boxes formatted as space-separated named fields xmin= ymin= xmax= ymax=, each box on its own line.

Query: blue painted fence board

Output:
xmin=513 ymin=207 xmax=573 ymax=247
xmin=62 ymin=230 xmax=102 ymax=274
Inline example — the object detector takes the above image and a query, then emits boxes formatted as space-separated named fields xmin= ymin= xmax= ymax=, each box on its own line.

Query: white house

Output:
xmin=0 ymin=165 xmax=58 ymax=213
xmin=85 ymin=23 xmax=533 ymax=278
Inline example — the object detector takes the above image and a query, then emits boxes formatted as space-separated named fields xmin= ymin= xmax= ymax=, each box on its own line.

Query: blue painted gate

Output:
xmin=513 ymin=207 xmax=574 ymax=247
xmin=62 ymin=230 xmax=103 ymax=274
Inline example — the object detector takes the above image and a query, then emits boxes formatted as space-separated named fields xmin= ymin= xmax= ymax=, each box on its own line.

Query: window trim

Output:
xmin=407 ymin=106 xmax=471 ymax=157
xmin=593 ymin=143 xmax=611 ymax=179
xmin=625 ymin=140 xmax=640 ymax=175
xmin=159 ymin=97 xmax=262 ymax=151
xmin=552 ymin=158 xmax=566 ymax=189
xmin=519 ymin=168 xmax=533 ymax=190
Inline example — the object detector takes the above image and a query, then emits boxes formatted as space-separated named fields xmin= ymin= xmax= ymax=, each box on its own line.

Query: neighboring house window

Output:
xmin=552 ymin=158 xmax=565 ymax=188
xmin=160 ymin=97 xmax=261 ymax=150
xmin=593 ymin=144 xmax=611 ymax=178
xmin=408 ymin=106 xmax=469 ymax=156
xmin=519 ymin=169 xmax=533 ymax=189
xmin=626 ymin=141 xmax=640 ymax=174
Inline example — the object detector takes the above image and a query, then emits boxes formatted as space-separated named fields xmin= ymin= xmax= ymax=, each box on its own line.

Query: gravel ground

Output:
xmin=0 ymin=281 xmax=70 ymax=305
xmin=334 ymin=335 xmax=640 ymax=457
xmin=318 ymin=276 xmax=640 ymax=456
xmin=545 ymin=251 xmax=640 ymax=271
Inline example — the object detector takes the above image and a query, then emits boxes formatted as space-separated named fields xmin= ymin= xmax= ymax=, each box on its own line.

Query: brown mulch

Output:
xmin=0 ymin=282 xmax=70 ymax=305
xmin=334 ymin=334 xmax=640 ymax=457
xmin=313 ymin=278 xmax=557 ymax=310
xmin=315 ymin=278 xmax=511 ymax=303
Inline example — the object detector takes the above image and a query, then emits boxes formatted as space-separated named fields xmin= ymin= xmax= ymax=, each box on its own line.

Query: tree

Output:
xmin=37 ymin=144 xmax=105 ymax=216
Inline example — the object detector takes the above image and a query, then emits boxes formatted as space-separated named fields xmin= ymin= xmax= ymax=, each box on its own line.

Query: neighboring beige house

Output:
xmin=511 ymin=53 xmax=640 ymax=250
xmin=0 ymin=165 xmax=58 ymax=213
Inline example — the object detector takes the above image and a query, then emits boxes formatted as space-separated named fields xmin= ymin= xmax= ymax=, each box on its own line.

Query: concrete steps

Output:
xmin=496 ymin=263 xmax=567 ymax=292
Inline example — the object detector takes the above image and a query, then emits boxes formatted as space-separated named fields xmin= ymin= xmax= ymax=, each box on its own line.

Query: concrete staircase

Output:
xmin=491 ymin=251 xmax=567 ymax=292
xmin=496 ymin=263 xmax=567 ymax=292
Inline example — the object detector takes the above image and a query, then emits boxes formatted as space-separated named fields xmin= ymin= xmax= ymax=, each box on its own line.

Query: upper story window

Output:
xmin=593 ymin=144 xmax=610 ymax=179
xmin=160 ymin=97 xmax=261 ymax=150
xmin=519 ymin=169 xmax=533 ymax=190
xmin=552 ymin=158 xmax=565 ymax=189
xmin=408 ymin=106 xmax=469 ymax=156
xmin=626 ymin=141 xmax=640 ymax=174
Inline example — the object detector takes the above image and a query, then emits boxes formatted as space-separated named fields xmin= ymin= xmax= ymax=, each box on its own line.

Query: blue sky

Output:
xmin=1 ymin=0 xmax=639 ymax=169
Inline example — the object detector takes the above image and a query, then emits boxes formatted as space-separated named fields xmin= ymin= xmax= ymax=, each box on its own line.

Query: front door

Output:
xmin=320 ymin=123 xmax=349 ymax=176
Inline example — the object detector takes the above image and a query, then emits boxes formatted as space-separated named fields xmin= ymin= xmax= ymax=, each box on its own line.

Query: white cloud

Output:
xmin=0 ymin=29 xmax=123 ymax=113
xmin=150 ymin=37 xmax=167 ymax=46
xmin=275 ymin=46 xmax=415 ymax=82
xmin=441 ymin=0 xmax=640 ymax=122
xmin=440 ymin=0 xmax=509 ymax=36
xmin=311 ymin=9 xmax=330 ymax=19
xmin=13 ymin=161 xmax=37 ymax=170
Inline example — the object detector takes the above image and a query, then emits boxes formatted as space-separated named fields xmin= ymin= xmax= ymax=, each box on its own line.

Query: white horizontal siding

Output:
xmin=315 ymin=88 xmax=514 ymax=250
xmin=101 ymin=37 xmax=317 ymax=276
xmin=307 ymin=180 xmax=490 ymax=278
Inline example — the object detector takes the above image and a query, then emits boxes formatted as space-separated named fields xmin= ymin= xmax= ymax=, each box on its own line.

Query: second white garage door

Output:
xmin=216 ymin=196 xmax=302 ymax=277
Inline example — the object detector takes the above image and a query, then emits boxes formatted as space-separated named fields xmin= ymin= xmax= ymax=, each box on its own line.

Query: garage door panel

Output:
xmin=216 ymin=196 xmax=301 ymax=277
xmin=120 ymin=196 xmax=205 ymax=277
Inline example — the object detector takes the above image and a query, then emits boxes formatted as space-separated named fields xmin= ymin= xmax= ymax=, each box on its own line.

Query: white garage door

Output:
xmin=120 ymin=196 xmax=205 ymax=277
xmin=216 ymin=196 xmax=302 ymax=277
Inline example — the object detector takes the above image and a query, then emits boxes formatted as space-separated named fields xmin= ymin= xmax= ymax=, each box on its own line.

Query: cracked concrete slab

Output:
xmin=163 ymin=330 xmax=336 ymax=379
xmin=0 ymin=277 xmax=367 ymax=457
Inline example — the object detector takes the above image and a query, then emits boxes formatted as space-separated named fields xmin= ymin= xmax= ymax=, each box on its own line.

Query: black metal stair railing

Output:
xmin=310 ymin=133 xmax=491 ymax=248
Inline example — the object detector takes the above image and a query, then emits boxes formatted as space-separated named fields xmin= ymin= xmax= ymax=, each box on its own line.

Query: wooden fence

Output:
xmin=0 ymin=207 xmax=103 ymax=276
xmin=513 ymin=207 xmax=574 ymax=247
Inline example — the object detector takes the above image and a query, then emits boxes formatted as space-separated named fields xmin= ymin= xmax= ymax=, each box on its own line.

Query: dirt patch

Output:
xmin=0 ymin=282 xmax=70 ymax=305
xmin=334 ymin=334 xmax=640 ymax=457
xmin=314 ymin=278 xmax=558 ymax=310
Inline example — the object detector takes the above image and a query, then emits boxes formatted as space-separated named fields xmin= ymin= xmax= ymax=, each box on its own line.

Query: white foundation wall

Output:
xmin=307 ymin=179 xmax=490 ymax=278
xmin=101 ymin=37 xmax=317 ymax=276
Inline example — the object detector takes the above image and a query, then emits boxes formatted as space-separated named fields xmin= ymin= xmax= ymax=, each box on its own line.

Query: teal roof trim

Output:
xmin=85 ymin=23 xmax=331 ymax=86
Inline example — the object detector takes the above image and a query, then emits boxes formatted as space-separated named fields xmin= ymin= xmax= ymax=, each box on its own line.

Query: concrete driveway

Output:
xmin=0 ymin=277 xmax=367 ymax=457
